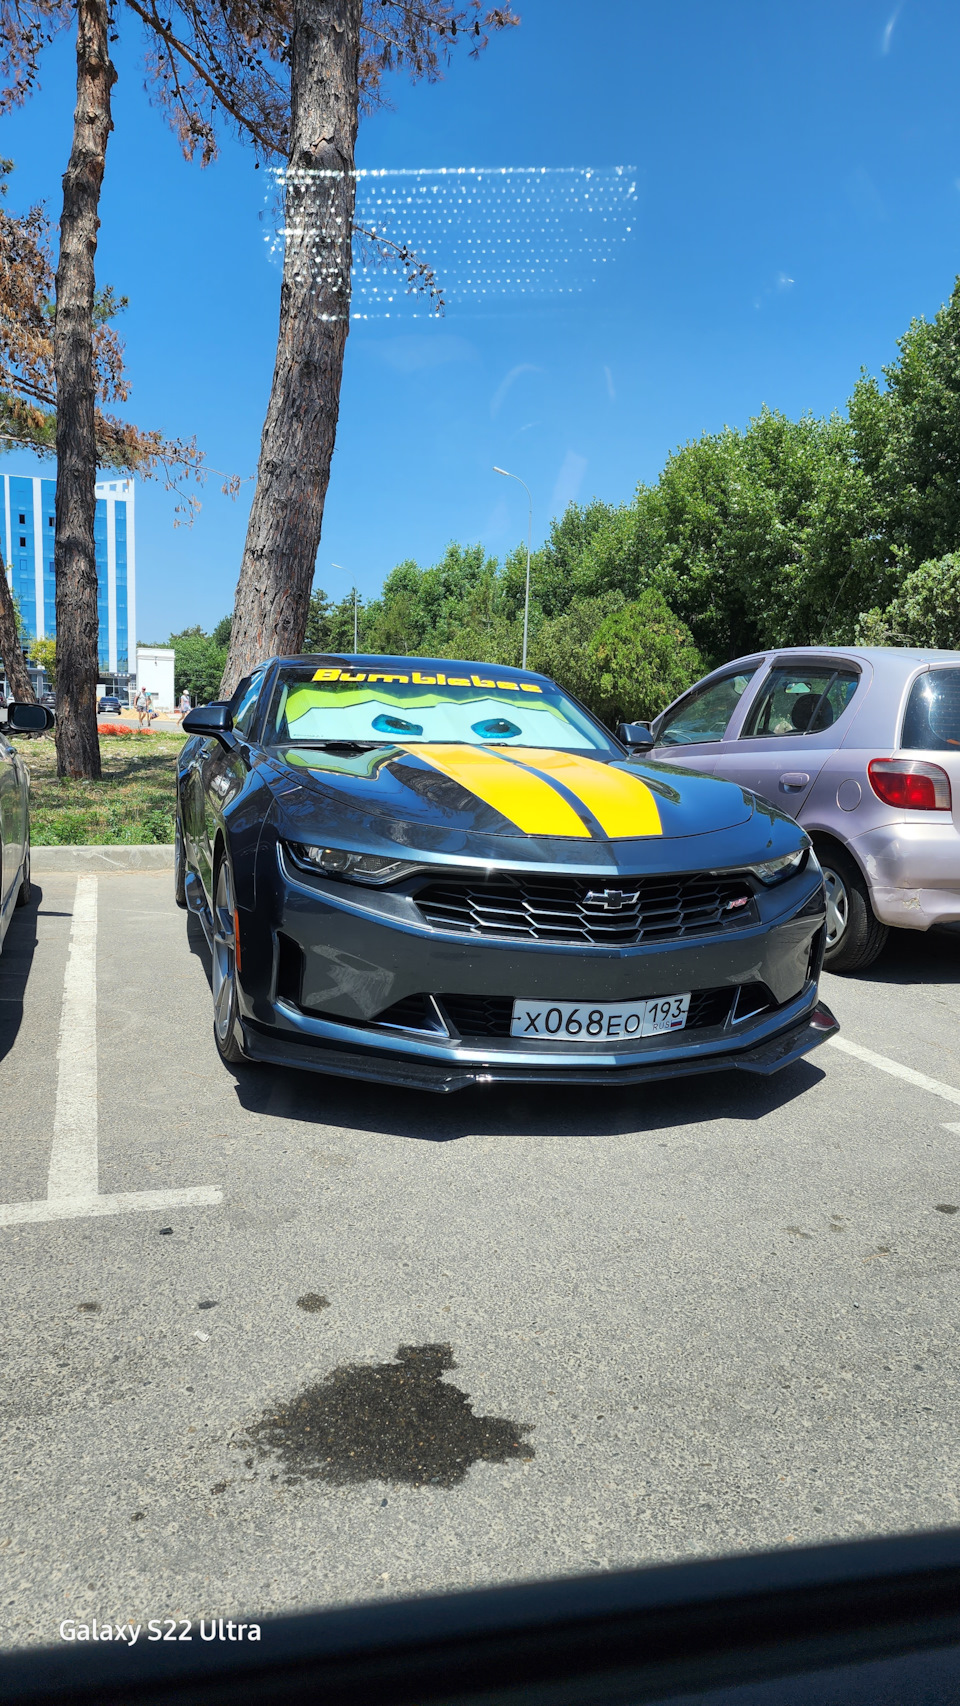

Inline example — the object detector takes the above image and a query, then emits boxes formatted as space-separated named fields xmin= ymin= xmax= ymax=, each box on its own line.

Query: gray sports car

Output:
xmin=635 ymin=646 xmax=960 ymax=972
xmin=177 ymin=654 xmax=837 ymax=1092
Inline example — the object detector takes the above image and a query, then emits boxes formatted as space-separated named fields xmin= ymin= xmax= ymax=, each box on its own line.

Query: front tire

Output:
xmin=211 ymin=854 xmax=246 ymax=1064
xmin=15 ymin=834 xmax=30 ymax=907
xmin=818 ymin=844 xmax=888 ymax=974
xmin=174 ymin=812 xmax=188 ymax=909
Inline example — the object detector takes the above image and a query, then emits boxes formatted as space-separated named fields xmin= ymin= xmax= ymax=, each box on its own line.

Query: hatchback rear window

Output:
xmin=901 ymin=669 xmax=960 ymax=751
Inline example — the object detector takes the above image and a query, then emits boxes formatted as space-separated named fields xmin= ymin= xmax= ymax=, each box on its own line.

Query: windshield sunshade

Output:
xmin=266 ymin=666 xmax=609 ymax=753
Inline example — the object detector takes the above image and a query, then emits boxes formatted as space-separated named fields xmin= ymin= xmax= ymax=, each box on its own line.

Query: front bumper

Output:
xmin=239 ymin=998 xmax=839 ymax=1093
xmin=232 ymin=842 xmax=833 ymax=1092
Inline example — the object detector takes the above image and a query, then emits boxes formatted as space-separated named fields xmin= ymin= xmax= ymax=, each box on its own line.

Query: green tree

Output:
xmin=528 ymin=593 xmax=626 ymax=702
xmin=629 ymin=409 xmax=880 ymax=663
xmin=582 ymin=593 xmax=702 ymax=724
xmin=29 ymin=636 xmax=57 ymax=687
xmin=166 ymin=626 xmax=227 ymax=703
xmin=303 ymin=586 xmax=334 ymax=652
xmin=849 ymin=279 xmax=960 ymax=578
xmin=857 ymin=553 xmax=960 ymax=649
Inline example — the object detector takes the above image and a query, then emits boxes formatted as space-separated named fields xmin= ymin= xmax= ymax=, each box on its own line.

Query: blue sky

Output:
xmin=2 ymin=0 xmax=960 ymax=640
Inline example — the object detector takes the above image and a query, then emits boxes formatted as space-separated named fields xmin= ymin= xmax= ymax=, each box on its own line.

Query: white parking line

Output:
xmin=0 ymin=875 xmax=222 ymax=1230
xmin=46 ymin=875 xmax=99 ymax=1199
xmin=828 ymin=1035 xmax=960 ymax=1110
xmin=0 ymin=1187 xmax=222 ymax=1227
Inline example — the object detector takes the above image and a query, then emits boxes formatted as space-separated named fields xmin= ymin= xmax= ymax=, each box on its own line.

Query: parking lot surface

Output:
xmin=1 ymin=872 xmax=959 ymax=1646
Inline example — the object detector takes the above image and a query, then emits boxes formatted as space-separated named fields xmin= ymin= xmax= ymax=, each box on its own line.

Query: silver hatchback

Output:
xmin=640 ymin=647 xmax=960 ymax=972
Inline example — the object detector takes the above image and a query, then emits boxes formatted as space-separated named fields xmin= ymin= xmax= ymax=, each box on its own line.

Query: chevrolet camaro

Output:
xmin=177 ymin=655 xmax=838 ymax=1092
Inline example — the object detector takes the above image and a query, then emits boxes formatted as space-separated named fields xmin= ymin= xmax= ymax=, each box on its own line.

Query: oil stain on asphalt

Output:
xmin=246 ymin=1343 xmax=534 ymax=1488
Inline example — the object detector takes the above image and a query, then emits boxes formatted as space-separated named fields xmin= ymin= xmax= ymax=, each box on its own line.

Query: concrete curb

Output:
xmin=32 ymin=845 xmax=174 ymax=873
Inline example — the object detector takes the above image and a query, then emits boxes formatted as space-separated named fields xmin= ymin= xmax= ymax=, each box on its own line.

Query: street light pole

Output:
xmin=331 ymin=564 xmax=359 ymax=654
xmin=493 ymin=466 xmax=533 ymax=669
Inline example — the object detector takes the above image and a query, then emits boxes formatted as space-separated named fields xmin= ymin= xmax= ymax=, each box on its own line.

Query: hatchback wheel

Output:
xmin=212 ymin=856 xmax=246 ymax=1064
xmin=818 ymin=845 xmax=888 ymax=974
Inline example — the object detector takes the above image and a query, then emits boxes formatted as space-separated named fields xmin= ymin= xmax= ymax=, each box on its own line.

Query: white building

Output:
xmin=136 ymin=646 xmax=175 ymax=711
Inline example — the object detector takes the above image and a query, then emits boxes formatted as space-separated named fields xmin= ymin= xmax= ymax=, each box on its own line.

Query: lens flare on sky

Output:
xmin=265 ymin=166 xmax=638 ymax=317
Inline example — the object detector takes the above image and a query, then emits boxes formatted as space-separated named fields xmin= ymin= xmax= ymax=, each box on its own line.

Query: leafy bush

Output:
xmin=582 ymin=592 xmax=703 ymax=724
xmin=856 ymin=553 xmax=960 ymax=649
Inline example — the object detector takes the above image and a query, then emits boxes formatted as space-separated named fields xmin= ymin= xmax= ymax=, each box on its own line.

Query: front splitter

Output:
xmin=238 ymin=1002 xmax=839 ymax=1094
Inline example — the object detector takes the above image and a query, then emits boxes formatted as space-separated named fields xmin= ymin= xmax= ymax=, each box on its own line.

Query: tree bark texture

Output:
xmin=0 ymin=572 xmax=36 ymax=703
xmin=53 ymin=0 xmax=115 ymax=779
xmin=220 ymin=0 xmax=362 ymax=696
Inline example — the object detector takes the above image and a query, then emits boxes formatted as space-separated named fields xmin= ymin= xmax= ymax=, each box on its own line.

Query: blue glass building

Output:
xmin=0 ymin=474 xmax=136 ymax=678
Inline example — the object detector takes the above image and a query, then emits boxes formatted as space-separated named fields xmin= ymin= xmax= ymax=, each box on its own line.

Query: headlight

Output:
xmin=287 ymin=843 xmax=423 ymax=885
xmin=751 ymin=849 xmax=808 ymax=885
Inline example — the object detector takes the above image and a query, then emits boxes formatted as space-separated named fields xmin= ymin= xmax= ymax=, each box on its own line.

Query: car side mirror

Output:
xmin=181 ymin=702 xmax=235 ymax=745
xmin=617 ymin=721 xmax=655 ymax=750
xmin=6 ymin=702 xmax=54 ymax=733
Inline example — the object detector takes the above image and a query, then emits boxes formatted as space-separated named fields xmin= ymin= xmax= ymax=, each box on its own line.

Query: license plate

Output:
xmin=510 ymin=993 xmax=691 ymax=1041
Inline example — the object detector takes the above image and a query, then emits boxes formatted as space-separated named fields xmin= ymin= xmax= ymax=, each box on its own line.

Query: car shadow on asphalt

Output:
xmin=229 ymin=1060 xmax=827 ymax=1145
xmin=839 ymin=922 xmax=960 ymax=989
xmin=0 ymin=880 xmax=43 ymax=1067
xmin=185 ymin=910 xmax=828 ymax=1142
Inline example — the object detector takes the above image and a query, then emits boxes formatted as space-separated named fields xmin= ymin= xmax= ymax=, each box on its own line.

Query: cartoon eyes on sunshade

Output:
xmin=372 ymin=713 xmax=424 ymax=736
xmin=472 ymin=718 xmax=522 ymax=738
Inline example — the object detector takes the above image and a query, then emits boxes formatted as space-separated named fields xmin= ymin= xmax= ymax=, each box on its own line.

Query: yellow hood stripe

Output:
xmin=402 ymin=744 xmax=590 ymax=838
xmin=505 ymin=749 xmax=663 ymax=838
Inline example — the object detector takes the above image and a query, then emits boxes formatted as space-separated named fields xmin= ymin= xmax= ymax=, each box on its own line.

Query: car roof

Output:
xmin=257 ymin=653 xmax=557 ymax=686
xmin=763 ymin=645 xmax=960 ymax=664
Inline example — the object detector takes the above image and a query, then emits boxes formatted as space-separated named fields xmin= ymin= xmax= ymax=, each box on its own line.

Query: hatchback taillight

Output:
xmin=868 ymin=758 xmax=952 ymax=811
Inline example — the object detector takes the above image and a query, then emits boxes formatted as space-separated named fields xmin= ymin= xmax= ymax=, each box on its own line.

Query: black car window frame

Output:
xmin=229 ymin=670 xmax=266 ymax=740
xmin=738 ymin=664 xmax=861 ymax=741
xmin=900 ymin=666 xmax=960 ymax=752
xmin=654 ymin=666 xmax=762 ymax=748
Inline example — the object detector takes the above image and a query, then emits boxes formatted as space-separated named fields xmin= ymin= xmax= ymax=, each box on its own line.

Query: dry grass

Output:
xmin=15 ymin=733 xmax=186 ymax=844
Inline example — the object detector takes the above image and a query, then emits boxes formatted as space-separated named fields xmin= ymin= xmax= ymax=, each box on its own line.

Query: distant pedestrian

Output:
xmin=135 ymin=686 xmax=150 ymax=730
xmin=178 ymin=689 xmax=191 ymax=723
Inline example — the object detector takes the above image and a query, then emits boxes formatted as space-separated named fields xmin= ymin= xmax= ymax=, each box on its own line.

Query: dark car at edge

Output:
xmin=176 ymin=654 xmax=837 ymax=1092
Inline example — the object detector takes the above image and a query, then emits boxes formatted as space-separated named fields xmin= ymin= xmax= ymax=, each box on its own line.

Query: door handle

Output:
xmin=780 ymin=772 xmax=809 ymax=788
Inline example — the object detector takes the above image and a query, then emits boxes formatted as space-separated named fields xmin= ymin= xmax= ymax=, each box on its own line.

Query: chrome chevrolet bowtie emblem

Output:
xmin=585 ymin=888 xmax=640 ymax=911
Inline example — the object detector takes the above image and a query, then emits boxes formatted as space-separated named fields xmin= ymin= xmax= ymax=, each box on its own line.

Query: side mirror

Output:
xmin=617 ymin=720 xmax=655 ymax=750
xmin=7 ymin=702 xmax=54 ymax=733
xmin=181 ymin=702 xmax=235 ymax=743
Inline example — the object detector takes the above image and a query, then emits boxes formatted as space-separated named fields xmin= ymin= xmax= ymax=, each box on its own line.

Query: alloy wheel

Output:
xmin=823 ymin=866 xmax=849 ymax=949
xmin=212 ymin=859 xmax=238 ymax=1048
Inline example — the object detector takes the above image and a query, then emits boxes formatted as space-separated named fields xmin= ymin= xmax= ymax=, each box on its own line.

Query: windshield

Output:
xmin=263 ymin=664 xmax=614 ymax=754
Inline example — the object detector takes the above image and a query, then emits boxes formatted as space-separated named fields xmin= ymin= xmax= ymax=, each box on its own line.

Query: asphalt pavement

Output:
xmin=1 ymin=871 xmax=959 ymax=1648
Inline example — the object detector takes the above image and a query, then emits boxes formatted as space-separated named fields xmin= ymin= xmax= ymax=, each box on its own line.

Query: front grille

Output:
xmin=373 ymin=993 xmax=439 ymax=1031
xmin=414 ymin=872 xmax=755 ymax=947
xmin=441 ymin=986 xmax=737 ymax=1038
xmin=439 ymin=995 xmax=514 ymax=1037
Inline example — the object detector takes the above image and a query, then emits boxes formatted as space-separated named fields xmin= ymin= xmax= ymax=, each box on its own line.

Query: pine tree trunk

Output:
xmin=220 ymin=0 xmax=362 ymax=697
xmin=53 ymin=0 xmax=115 ymax=779
xmin=0 ymin=571 xmax=36 ymax=703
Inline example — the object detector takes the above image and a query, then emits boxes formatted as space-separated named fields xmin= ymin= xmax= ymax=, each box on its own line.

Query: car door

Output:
xmin=194 ymin=673 xmax=265 ymax=902
xmin=0 ymin=729 xmax=25 ymax=911
xmin=712 ymin=659 xmax=862 ymax=816
xmin=649 ymin=661 xmax=766 ymax=773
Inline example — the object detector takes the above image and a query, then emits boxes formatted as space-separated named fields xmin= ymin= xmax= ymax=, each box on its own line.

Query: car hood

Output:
xmin=264 ymin=744 xmax=758 ymax=853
